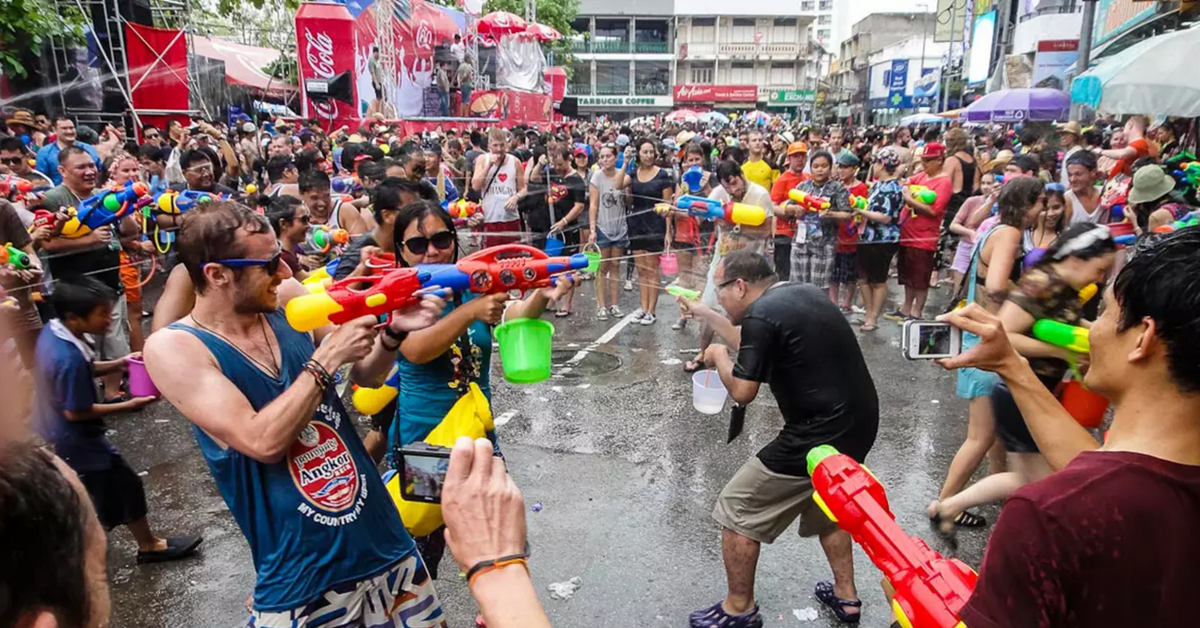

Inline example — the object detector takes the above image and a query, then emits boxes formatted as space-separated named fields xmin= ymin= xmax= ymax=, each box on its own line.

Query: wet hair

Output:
xmin=391 ymin=200 xmax=458 ymax=266
xmin=264 ymin=195 xmax=304 ymax=236
xmin=1010 ymin=154 xmax=1039 ymax=174
xmin=1065 ymin=150 xmax=1097 ymax=171
xmin=0 ymin=443 xmax=91 ymax=628
xmin=0 ymin=136 xmax=27 ymax=154
xmin=294 ymin=148 xmax=325 ymax=173
xmin=1037 ymin=222 xmax=1115 ymax=269
xmin=50 ymin=277 xmax=116 ymax=320
xmin=178 ymin=149 xmax=212 ymax=171
xmin=809 ymin=150 xmax=834 ymax=167
xmin=996 ymin=176 xmax=1044 ymax=228
xmin=684 ymin=143 xmax=707 ymax=162
xmin=265 ymin=155 xmax=295 ymax=182
xmin=715 ymin=159 xmax=744 ymax=185
xmin=944 ymin=128 xmax=969 ymax=155
xmin=178 ymin=201 xmax=272 ymax=293
xmin=634 ymin=138 xmax=658 ymax=166
xmin=357 ymin=160 xmax=386 ymax=184
xmin=720 ymin=249 xmax=777 ymax=286
xmin=137 ymin=143 xmax=165 ymax=162
xmin=1113 ymin=227 xmax=1200 ymax=392
xmin=339 ymin=142 xmax=367 ymax=171
xmin=297 ymin=169 xmax=330 ymax=193
xmin=370 ymin=176 xmax=423 ymax=222
xmin=58 ymin=145 xmax=92 ymax=167
xmin=1044 ymin=182 xmax=1067 ymax=207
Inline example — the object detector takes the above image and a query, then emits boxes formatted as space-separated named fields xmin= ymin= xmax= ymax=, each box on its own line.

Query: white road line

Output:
xmin=494 ymin=410 xmax=519 ymax=426
xmin=557 ymin=311 xmax=640 ymax=376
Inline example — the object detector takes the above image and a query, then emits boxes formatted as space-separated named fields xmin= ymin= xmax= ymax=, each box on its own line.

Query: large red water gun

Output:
xmin=0 ymin=175 xmax=45 ymax=201
xmin=418 ymin=244 xmax=588 ymax=295
xmin=285 ymin=267 xmax=433 ymax=332
xmin=807 ymin=445 xmax=977 ymax=628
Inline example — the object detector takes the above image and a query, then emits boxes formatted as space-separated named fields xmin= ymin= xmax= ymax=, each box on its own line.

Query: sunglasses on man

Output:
xmin=209 ymin=246 xmax=283 ymax=276
xmin=403 ymin=231 xmax=455 ymax=255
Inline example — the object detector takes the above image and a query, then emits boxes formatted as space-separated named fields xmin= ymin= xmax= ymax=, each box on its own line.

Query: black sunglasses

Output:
xmin=403 ymin=231 xmax=455 ymax=255
xmin=210 ymin=247 xmax=283 ymax=275
xmin=0 ymin=156 xmax=23 ymax=165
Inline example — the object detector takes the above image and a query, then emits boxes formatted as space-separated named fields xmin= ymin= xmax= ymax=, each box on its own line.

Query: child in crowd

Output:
xmin=831 ymin=152 xmax=867 ymax=310
xmin=33 ymin=278 xmax=201 ymax=564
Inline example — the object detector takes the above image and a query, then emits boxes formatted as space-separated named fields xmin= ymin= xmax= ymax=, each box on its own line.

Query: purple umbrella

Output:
xmin=964 ymin=88 xmax=1070 ymax=123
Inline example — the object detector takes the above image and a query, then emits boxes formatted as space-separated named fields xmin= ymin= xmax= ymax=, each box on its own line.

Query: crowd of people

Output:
xmin=1 ymin=102 xmax=1199 ymax=628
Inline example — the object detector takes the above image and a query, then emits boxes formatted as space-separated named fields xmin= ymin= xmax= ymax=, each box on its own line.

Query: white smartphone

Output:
xmin=902 ymin=320 xmax=963 ymax=360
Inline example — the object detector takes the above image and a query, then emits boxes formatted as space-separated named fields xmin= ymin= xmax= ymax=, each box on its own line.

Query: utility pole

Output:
xmin=919 ymin=4 xmax=930 ymax=113
xmin=1071 ymin=0 xmax=1097 ymax=120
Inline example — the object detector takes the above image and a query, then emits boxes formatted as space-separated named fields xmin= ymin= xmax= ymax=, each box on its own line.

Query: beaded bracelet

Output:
xmin=303 ymin=360 xmax=332 ymax=390
xmin=465 ymin=551 xmax=530 ymax=586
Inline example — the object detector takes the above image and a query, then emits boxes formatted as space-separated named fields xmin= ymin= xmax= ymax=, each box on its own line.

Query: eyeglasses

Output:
xmin=403 ymin=231 xmax=456 ymax=255
xmin=187 ymin=164 xmax=214 ymax=174
xmin=0 ymin=156 xmax=23 ymax=165
xmin=716 ymin=277 xmax=741 ymax=291
xmin=209 ymin=247 xmax=283 ymax=275
xmin=297 ymin=214 xmax=312 ymax=224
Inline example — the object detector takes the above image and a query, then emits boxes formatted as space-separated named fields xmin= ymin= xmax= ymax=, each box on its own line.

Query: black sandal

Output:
xmin=814 ymin=581 xmax=861 ymax=624
xmin=953 ymin=510 xmax=987 ymax=528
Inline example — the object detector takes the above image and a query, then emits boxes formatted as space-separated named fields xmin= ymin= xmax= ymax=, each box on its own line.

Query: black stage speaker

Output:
xmin=557 ymin=97 xmax=578 ymax=117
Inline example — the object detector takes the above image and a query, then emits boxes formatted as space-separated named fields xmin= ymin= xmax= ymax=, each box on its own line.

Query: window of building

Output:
xmin=634 ymin=61 xmax=670 ymax=95
xmin=818 ymin=0 xmax=832 ymax=10
xmin=818 ymin=28 xmax=830 ymax=41
xmin=770 ymin=61 xmax=794 ymax=85
xmin=595 ymin=60 xmax=630 ymax=95
xmin=801 ymin=1 xmax=814 ymax=10
xmin=729 ymin=61 xmax=755 ymax=84
xmin=570 ymin=18 xmax=590 ymax=34
xmin=817 ymin=15 xmax=831 ymax=25
xmin=730 ymin=18 xmax=756 ymax=42
xmin=635 ymin=19 xmax=669 ymax=53
xmin=569 ymin=62 xmax=592 ymax=94
xmin=692 ymin=17 xmax=716 ymax=27
xmin=690 ymin=66 xmax=714 ymax=83
xmin=692 ymin=17 xmax=716 ymax=43
xmin=594 ymin=18 xmax=630 ymax=53
xmin=773 ymin=17 xmax=797 ymax=27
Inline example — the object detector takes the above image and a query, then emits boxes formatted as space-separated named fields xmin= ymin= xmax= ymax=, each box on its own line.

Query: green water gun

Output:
xmin=667 ymin=285 xmax=700 ymax=300
xmin=1032 ymin=319 xmax=1089 ymax=354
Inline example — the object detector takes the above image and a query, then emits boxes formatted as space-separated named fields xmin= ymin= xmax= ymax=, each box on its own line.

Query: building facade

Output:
xmin=830 ymin=12 xmax=936 ymax=125
xmin=566 ymin=0 xmax=676 ymax=119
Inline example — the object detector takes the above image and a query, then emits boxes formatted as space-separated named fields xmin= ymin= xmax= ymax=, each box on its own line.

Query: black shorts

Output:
xmin=79 ymin=455 xmax=148 ymax=530
xmin=856 ymin=242 xmax=899 ymax=285
xmin=629 ymin=235 xmax=665 ymax=253
xmin=991 ymin=374 xmax=1062 ymax=454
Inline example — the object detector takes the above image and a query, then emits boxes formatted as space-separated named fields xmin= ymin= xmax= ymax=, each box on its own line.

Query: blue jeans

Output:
xmin=438 ymin=91 xmax=449 ymax=117
xmin=459 ymin=85 xmax=472 ymax=114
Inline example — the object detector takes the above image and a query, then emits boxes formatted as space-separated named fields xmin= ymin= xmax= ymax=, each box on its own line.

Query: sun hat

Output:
xmin=1127 ymin=165 xmax=1176 ymax=204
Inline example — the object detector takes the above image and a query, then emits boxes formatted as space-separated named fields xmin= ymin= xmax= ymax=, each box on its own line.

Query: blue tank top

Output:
xmin=170 ymin=311 xmax=413 ymax=612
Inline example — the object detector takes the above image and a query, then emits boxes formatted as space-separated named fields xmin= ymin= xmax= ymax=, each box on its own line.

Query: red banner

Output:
xmin=467 ymin=90 xmax=552 ymax=126
xmin=124 ymin=24 xmax=190 ymax=135
xmin=296 ymin=3 xmax=359 ymax=128
xmin=673 ymin=84 xmax=758 ymax=103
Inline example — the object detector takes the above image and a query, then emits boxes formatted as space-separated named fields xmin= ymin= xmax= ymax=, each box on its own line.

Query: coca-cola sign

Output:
xmin=303 ymin=28 xmax=338 ymax=120
xmin=673 ymin=84 xmax=758 ymax=103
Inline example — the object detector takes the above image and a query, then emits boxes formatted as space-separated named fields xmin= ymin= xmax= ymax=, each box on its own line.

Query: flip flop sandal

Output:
xmin=861 ymin=324 xmax=878 ymax=332
xmin=953 ymin=510 xmax=987 ymax=528
xmin=815 ymin=581 xmax=862 ymax=624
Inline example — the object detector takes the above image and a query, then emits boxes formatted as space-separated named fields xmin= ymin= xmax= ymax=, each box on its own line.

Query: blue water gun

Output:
xmin=332 ymin=176 xmax=362 ymax=195
xmin=60 ymin=181 xmax=150 ymax=238
xmin=154 ymin=189 xmax=222 ymax=215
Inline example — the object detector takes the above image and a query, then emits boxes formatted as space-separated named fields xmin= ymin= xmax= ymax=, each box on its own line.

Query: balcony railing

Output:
xmin=633 ymin=41 xmax=669 ymax=53
xmin=595 ymin=83 xmax=631 ymax=95
xmin=567 ymin=82 xmax=592 ymax=95
xmin=634 ymin=82 xmax=670 ymax=96
xmin=570 ymin=39 xmax=589 ymax=53
xmin=592 ymin=40 xmax=631 ymax=53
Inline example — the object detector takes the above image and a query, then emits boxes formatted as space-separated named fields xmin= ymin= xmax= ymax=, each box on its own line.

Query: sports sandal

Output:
xmin=688 ymin=601 xmax=763 ymax=628
xmin=815 ymin=581 xmax=862 ymax=624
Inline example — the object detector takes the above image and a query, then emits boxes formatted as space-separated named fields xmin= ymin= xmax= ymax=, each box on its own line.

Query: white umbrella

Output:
xmin=899 ymin=112 xmax=945 ymax=126
xmin=666 ymin=109 xmax=701 ymax=123
xmin=1072 ymin=23 xmax=1200 ymax=116
xmin=699 ymin=110 xmax=730 ymax=125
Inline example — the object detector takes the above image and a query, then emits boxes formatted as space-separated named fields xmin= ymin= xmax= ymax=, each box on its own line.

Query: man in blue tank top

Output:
xmin=144 ymin=202 xmax=448 ymax=627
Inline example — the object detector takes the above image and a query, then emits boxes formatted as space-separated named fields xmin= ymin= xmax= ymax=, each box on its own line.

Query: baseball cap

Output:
xmin=573 ymin=146 xmax=588 ymax=158
xmin=837 ymin=153 xmax=861 ymax=168
xmin=616 ymin=134 xmax=630 ymax=147
xmin=921 ymin=142 xmax=946 ymax=159
xmin=786 ymin=141 xmax=809 ymax=156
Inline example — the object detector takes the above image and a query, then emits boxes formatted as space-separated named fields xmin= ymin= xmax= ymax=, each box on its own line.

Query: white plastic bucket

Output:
xmin=692 ymin=369 xmax=728 ymax=415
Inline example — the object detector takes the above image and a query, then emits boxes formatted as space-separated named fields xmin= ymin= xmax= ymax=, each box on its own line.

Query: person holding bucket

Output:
xmin=928 ymin=223 xmax=1116 ymax=535
xmin=587 ymin=144 xmax=629 ymax=321
xmin=365 ymin=200 xmax=573 ymax=580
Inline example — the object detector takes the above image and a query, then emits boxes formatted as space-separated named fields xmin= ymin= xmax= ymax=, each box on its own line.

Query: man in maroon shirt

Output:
xmin=937 ymin=227 xmax=1200 ymax=626
xmin=890 ymin=142 xmax=951 ymax=320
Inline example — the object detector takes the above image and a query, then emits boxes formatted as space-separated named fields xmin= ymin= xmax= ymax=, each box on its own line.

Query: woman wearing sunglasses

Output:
xmin=264 ymin=196 xmax=312 ymax=281
xmin=379 ymin=200 xmax=573 ymax=582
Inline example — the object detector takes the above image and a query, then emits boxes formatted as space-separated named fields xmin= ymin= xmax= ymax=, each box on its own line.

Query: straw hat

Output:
xmin=1055 ymin=121 xmax=1082 ymax=138
xmin=5 ymin=110 xmax=36 ymax=131
xmin=1128 ymin=165 xmax=1176 ymax=204
xmin=982 ymin=149 xmax=1014 ymax=172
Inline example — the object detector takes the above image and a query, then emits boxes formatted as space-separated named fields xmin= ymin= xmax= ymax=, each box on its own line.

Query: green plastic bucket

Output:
xmin=494 ymin=318 xmax=555 ymax=384
xmin=583 ymin=243 xmax=601 ymax=273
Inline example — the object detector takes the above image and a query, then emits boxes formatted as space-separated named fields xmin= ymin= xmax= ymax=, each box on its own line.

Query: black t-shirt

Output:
xmin=733 ymin=282 xmax=879 ymax=476
xmin=524 ymin=170 xmax=585 ymax=234
xmin=333 ymin=232 xmax=380 ymax=281
xmin=40 ymin=185 xmax=123 ymax=294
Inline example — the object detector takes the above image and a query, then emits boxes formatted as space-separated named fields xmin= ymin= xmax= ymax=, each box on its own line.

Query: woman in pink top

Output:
xmin=948 ymin=170 xmax=1000 ymax=295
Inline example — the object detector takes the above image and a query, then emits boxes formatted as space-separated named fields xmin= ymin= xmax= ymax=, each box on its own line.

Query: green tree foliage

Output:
xmin=0 ymin=0 xmax=86 ymax=78
xmin=215 ymin=0 xmax=300 ymax=19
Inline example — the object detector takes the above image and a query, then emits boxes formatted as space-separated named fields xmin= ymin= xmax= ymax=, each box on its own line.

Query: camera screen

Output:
xmin=403 ymin=454 xmax=450 ymax=500
xmin=918 ymin=324 xmax=951 ymax=356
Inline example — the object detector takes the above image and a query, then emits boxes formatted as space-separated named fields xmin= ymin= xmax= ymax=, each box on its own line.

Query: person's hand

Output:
xmin=299 ymin=254 xmax=324 ymax=271
xmin=120 ymin=352 xmax=143 ymax=371
xmin=587 ymin=228 xmax=596 ymax=245
xmin=901 ymin=186 xmax=914 ymax=204
xmin=315 ymin=315 xmax=378 ymax=367
xmin=623 ymin=146 xmax=636 ymax=164
xmin=388 ymin=291 xmax=447 ymax=332
xmin=126 ymin=395 xmax=158 ymax=410
xmin=537 ymin=154 xmax=548 ymax=168
xmin=93 ymin=226 xmax=114 ymax=244
xmin=701 ymin=343 xmax=728 ymax=366
xmin=0 ymin=268 xmax=18 ymax=289
xmin=355 ymin=245 xmax=383 ymax=274
xmin=540 ymin=273 xmax=575 ymax=304
xmin=677 ymin=296 xmax=711 ymax=321
xmin=504 ymin=195 xmax=519 ymax=212
xmin=934 ymin=304 xmax=1023 ymax=373
xmin=471 ymin=292 xmax=509 ymax=325
xmin=138 ymin=239 xmax=156 ymax=253
xmin=467 ymin=212 xmax=485 ymax=228
xmin=442 ymin=436 xmax=526 ymax=575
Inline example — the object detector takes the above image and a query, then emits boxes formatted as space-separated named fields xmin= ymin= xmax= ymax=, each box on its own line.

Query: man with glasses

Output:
xmin=681 ymin=249 xmax=878 ymax=628
xmin=144 ymin=201 xmax=449 ymax=627
xmin=0 ymin=135 xmax=52 ymax=188
xmin=171 ymin=149 xmax=237 ymax=196
xmin=36 ymin=116 xmax=102 ymax=186
xmin=141 ymin=124 xmax=164 ymax=147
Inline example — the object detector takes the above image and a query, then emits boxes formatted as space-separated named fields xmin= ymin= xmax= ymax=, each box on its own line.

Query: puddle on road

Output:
xmin=551 ymin=349 xmax=622 ymax=378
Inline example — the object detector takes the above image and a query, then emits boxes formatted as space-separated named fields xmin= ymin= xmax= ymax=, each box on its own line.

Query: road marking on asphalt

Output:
xmin=495 ymin=410 xmax=518 ymax=426
xmin=558 ymin=312 xmax=639 ymax=376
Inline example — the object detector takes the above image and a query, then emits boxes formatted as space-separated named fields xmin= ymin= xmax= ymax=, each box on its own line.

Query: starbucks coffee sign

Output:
xmin=578 ymin=96 xmax=674 ymax=107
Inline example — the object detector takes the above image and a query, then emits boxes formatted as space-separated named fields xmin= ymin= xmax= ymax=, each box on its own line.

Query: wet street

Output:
xmin=108 ymin=277 xmax=994 ymax=628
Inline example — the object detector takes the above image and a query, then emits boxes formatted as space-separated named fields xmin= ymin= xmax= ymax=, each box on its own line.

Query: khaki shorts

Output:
xmin=712 ymin=456 xmax=838 ymax=544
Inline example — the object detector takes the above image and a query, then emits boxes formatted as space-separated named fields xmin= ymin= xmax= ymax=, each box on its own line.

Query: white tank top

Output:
xmin=480 ymin=154 xmax=519 ymax=224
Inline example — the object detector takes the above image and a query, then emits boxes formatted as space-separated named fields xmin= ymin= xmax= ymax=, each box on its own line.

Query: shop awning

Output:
xmin=191 ymin=35 xmax=297 ymax=94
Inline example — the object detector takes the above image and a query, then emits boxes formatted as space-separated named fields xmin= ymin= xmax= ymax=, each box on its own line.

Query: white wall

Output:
xmin=831 ymin=0 xmax=932 ymax=49
xmin=1010 ymin=12 xmax=1082 ymax=55
xmin=673 ymin=0 xmax=799 ymax=17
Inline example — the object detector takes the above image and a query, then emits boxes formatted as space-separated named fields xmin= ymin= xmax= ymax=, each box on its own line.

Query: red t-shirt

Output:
xmin=900 ymin=172 xmax=951 ymax=251
xmin=770 ymin=170 xmax=809 ymax=238
xmin=1109 ymin=137 xmax=1151 ymax=179
xmin=836 ymin=180 xmax=869 ymax=252
xmin=962 ymin=450 xmax=1200 ymax=628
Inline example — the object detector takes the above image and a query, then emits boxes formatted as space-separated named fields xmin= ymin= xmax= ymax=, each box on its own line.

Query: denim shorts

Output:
xmin=955 ymin=332 xmax=1001 ymax=399
xmin=596 ymin=230 xmax=628 ymax=250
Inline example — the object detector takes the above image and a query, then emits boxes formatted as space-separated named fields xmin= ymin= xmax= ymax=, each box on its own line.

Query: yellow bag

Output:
xmin=385 ymin=382 xmax=494 ymax=537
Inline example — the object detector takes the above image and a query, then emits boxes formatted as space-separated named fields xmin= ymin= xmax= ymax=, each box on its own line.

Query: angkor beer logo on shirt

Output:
xmin=289 ymin=422 xmax=360 ymax=513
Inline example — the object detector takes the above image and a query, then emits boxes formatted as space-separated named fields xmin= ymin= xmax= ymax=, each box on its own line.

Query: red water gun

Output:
xmin=787 ymin=189 xmax=832 ymax=213
xmin=0 ymin=175 xmax=37 ymax=201
xmin=285 ymin=267 xmax=433 ymax=332
xmin=807 ymin=445 xmax=977 ymax=628
xmin=447 ymin=199 xmax=481 ymax=224
xmin=418 ymin=244 xmax=588 ymax=295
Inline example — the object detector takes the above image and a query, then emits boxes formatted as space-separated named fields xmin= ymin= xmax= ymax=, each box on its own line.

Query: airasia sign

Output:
xmin=673 ymin=84 xmax=758 ymax=102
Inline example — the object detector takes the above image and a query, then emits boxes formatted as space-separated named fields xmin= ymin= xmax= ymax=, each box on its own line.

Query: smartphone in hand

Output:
xmin=901 ymin=320 xmax=962 ymax=360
